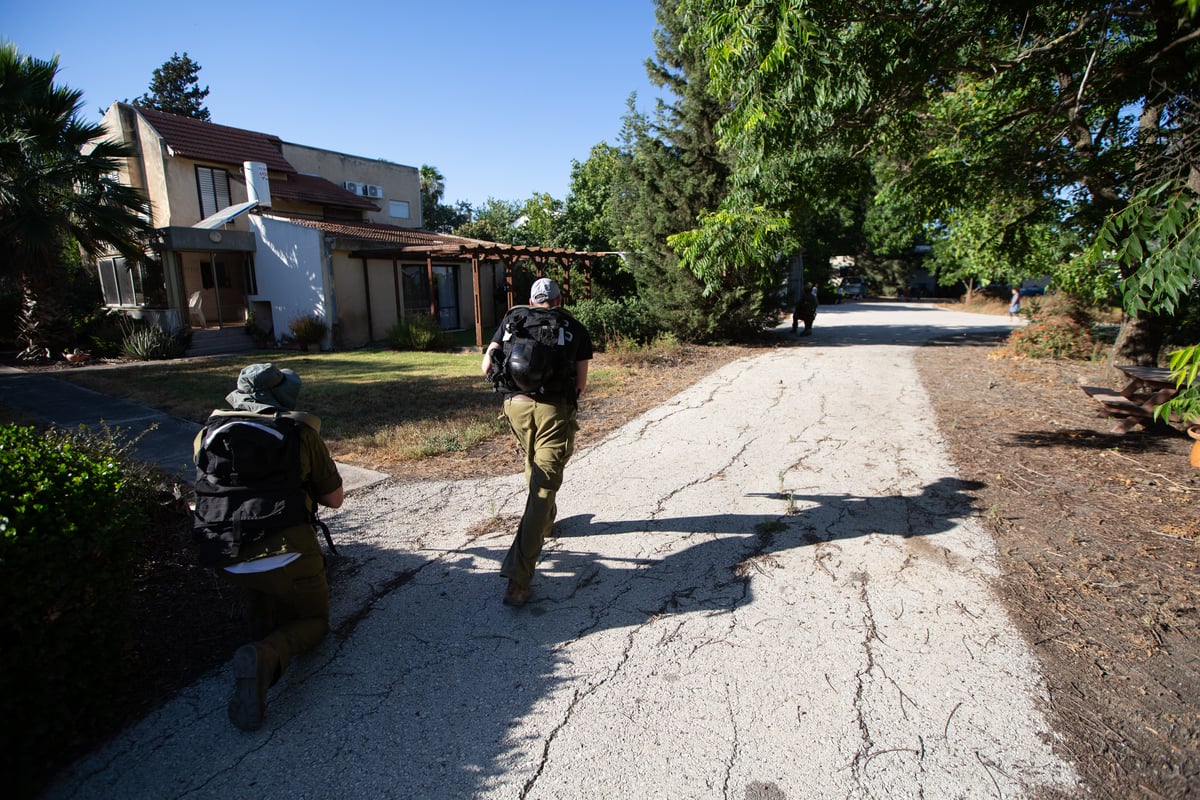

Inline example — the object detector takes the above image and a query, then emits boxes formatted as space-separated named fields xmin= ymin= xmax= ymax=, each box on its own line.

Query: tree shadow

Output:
xmin=1009 ymin=426 xmax=1188 ymax=452
xmin=46 ymin=475 xmax=990 ymax=797
xmin=765 ymin=304 xmax=1017 ymax=348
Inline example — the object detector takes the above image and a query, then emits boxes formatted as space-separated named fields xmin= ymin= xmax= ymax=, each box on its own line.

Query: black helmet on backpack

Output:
xmin=506 ymin=340 xmax=552 ymax=392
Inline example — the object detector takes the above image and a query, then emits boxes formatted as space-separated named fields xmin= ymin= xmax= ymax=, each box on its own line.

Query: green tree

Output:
xmin=0 ymin=44 xmax=151 ymax=360
xmin=418 ymin=164 xmax=469 ymax=232
xmin=133 ymin=52 xmax=210 ymax=120
xmin=613 ymin=0 xmax=779 ymax=342
xmin=1092 ymin=176 xmax=1200 ymax=419
xmin=511 ymin=192 xmax=562 ymax=247
xmin=454 ymin=198 xmax=521 ymax=243
xmin=924 ymin=199 xmax=1063 ymax=299
xmin=420 ymin=163 xmax=445 ymax=206
xmin=679 ymin=0 xmax=1199 ymax=361
xmin=558 ymin=142 xmax=634 ymax=296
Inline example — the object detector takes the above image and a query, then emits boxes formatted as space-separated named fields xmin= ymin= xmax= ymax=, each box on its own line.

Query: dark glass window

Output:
xmin=200 ymin=261 xmax=230 ymax=289
xmin=402 ymin=265 xmax=429 ymax=315
xmin=97 ymin=256 xmax=166 ymax=308
xmin=140 ymin=256 xmax=167 ymax=307
xmin=98 ymin=257 xmax=122 ymax=305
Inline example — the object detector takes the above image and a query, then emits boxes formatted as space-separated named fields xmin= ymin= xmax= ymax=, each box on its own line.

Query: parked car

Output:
xmin=838 ymin=276 xmax=865 ymax=301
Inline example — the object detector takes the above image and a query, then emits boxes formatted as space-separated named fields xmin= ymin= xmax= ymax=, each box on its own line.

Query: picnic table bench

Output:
xmin=1080 ymin=365 xmax=1190 ymax=433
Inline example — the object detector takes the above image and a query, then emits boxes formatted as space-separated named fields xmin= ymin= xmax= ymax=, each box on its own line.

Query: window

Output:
xmin=196 ymin=166 xmax=231 ymax=218
xmin=201 ymin=261 xmax=231 ymax=289
xmin=140 ymin=256 xmax=167 ymax=306
xmin=98 ymin=256 xmax=129 ymax=306
xmin=97 ymin=256 xmax=166 ymax=307
xmin=401 ymin=265 xmax=429 ymax=315
xmin=433 ymin=265 xmax=459 ymax=329
xmin=389 ymin=200 xmax=410 ymax=220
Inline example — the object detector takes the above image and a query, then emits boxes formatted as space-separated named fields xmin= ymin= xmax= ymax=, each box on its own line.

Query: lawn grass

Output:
xmin=56 ymin=346 xmax=635 ymax=465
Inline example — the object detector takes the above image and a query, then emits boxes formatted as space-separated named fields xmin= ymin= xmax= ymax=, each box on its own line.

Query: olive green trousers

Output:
xmin=500 ymin=397 xmax=578 ymax=587
xmin=223 ymin=544 xmax=329 ymax=677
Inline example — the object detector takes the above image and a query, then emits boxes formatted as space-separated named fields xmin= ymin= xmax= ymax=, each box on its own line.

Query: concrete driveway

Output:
xmin=45 ymin=303 xmax=1075 ymax=799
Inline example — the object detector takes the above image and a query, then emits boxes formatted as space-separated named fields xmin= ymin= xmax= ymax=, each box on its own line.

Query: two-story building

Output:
xmin=93 ymin=103 xmax=598 ymax=352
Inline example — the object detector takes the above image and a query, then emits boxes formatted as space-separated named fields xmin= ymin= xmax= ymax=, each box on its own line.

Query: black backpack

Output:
xmin=489 ymin=306 xmax=576 ymax=397
xmin=192 ymin=412 xmax=313 ymax=567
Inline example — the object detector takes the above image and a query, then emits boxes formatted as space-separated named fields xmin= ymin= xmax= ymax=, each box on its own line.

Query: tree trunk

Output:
xmin=1109 ymin=310 xmax=1167 ymax=370
xmin=16 ymin=273 xmax=73 ymax=363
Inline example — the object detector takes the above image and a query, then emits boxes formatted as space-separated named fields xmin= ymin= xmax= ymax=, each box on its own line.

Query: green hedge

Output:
xmin=566 ymin=297 xmax=659 ymax=351
xmin=0 ymin=424 xmax=157 ymax=797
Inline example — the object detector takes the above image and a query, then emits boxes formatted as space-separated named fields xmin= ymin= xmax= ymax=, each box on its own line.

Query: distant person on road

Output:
xmin=481 ymin=278 xmax=593 ymax=607
xmin=792 ymin=283 xmax=818 ymax=336
xmin=1009 ymin=287 xmax=1022 ymax=321
xmin=192 ymin=363 xmax=344 ymax=731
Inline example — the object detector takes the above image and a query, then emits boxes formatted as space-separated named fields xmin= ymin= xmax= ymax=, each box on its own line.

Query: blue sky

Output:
xmin=4 ymin=0 xmax=663 ymax=207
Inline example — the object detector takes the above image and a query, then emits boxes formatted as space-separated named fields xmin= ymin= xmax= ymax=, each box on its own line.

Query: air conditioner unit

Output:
xmin=343 ymin=181 xmax=362 ymax=194
xmin=365 ymin=184 xmax=384 ymax=198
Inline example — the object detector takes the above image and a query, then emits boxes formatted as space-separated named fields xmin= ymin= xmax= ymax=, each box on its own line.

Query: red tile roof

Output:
xmin=132 ymin=104 xmax=295 ymax=173
xmin=265 ymin=215 xmax=602 ymax=261
xmin=269 ymin=215 xmax=492 ymax=249
xmin=269 ymin=173 xmax=379 ymax=211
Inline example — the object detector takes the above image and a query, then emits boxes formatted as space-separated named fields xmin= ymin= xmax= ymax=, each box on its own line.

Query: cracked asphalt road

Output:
xmin=46 ymin=303 xmax=1078 ymax=799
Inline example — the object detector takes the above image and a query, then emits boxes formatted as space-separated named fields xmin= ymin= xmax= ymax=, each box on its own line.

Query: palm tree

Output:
xmin=0 ymin=44 xmax=151 ymax=360
xmin=419 ymin=164 xmax=446 ymax=207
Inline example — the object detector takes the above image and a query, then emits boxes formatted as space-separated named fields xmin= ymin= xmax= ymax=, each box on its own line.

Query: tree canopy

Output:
xmin=133 ymin=52 xmax=210 ymax=120
xmin=606 ymin=0 xmax=786 ymax=342
xmin=1 ymin=44 xmax=151 ymax=359
xmin=674 ymin=0 xmax=1198 ymax=360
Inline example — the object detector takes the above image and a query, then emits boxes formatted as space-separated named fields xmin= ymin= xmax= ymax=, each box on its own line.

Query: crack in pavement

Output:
xmin=849 ymin=569 xmax=880 ymax=788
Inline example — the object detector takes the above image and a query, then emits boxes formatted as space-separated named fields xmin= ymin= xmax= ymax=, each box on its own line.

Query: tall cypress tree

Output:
xmin=616 ymin=0 xmax=769 ymax=342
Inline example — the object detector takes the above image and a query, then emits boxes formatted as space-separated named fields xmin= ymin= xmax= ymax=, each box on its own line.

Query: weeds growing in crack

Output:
xmin=777 ymin=472 xmax=799 ymax=514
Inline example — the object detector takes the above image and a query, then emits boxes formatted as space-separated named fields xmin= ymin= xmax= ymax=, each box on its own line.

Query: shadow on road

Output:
xmin=184 ymin=475 xmax=991 ymax=797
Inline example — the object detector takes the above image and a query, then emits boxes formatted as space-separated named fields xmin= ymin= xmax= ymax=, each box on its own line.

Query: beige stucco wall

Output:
xmin=330 ymin=253 xmax=368 ymax=347
xmin=330 ymin=255 xmax=407 ymax=347
xmin=282 ymin=143 xmax=422 ymax=228
xmin=329 ymin=254 xmax=488 ymax=348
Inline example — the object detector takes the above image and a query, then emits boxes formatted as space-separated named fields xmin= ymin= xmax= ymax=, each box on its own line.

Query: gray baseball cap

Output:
xmin=530 ymin=278 xmax=560 ymax=304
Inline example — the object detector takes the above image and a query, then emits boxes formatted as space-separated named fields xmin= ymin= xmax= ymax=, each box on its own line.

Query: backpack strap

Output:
xmin=313 ymin=512 xmax=338 ymax=557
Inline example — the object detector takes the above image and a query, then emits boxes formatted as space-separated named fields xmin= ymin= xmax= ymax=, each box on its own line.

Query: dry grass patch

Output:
xmin=54 ymin=343 xmax=753 ymax=475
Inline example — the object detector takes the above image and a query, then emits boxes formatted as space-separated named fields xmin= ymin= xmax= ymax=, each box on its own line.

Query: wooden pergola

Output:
xmin=352 ymin=240 xmax=606 ymax=348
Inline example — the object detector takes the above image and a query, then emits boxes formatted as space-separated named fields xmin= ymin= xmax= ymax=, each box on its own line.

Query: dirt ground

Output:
xmin=25 ymin=335 xmax=1200 ymax=797
xmin=914 ymin=331 xmax=1199 ymax=800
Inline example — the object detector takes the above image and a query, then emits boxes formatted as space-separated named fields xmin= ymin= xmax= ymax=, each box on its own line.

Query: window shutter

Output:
xmin=198 ymin=168 xmax=217 ymax=217
xmin=197 ymin=167 xmax=232 ymax=218
xmin=213 ymin=169 xmax=230 ymax=211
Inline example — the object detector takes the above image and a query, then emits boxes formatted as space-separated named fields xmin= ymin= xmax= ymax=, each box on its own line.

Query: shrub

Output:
xmin=0 ymin=423 xmax=161 ymax=796
xmin=73 ymin=307 xmax=125 ymax=358
xmin=288 ymin=314 xmax=328 ymax=351
xmin=1004 ymin=290 xmax=1099 ymax=360
xmin=244 ymin=310 xmax=274 ymax=348
xmin=387 ymin=314 xmax=445 ymax=351
xmin=1007 ymin=317 xmax=1096 ymax=359
xmin=120 ymin=319 xmax=188 ymax=360
xmin=567 ymin=297 xmax=658 ymax=351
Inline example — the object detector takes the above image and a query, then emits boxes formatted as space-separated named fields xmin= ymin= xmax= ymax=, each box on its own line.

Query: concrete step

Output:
xmin=187 ymin=328 xmax=257 ymax=357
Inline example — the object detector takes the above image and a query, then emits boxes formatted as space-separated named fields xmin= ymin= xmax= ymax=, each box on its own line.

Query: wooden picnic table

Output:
xmin=1080 ymin=365 xmax=1187 ymax=432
